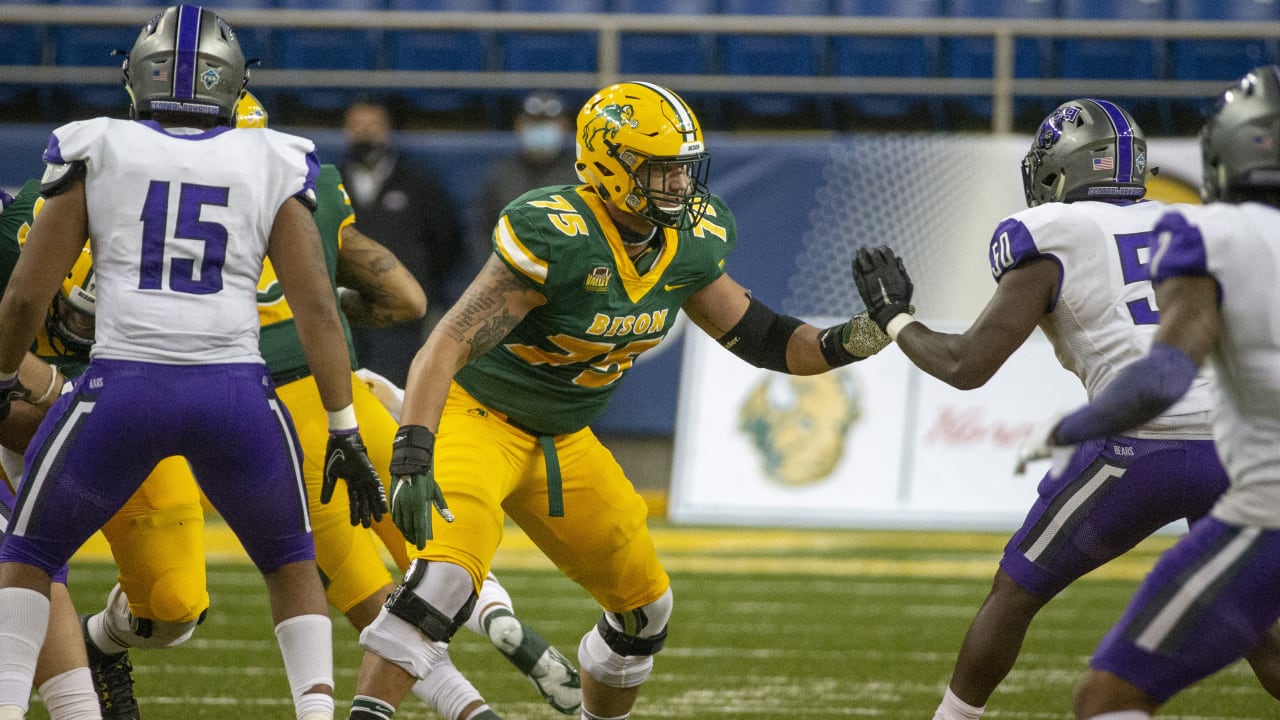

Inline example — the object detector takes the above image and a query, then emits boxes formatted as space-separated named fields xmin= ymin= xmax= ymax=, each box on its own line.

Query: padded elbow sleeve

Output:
xmin=717 ymin=297 xmax=804 ymax=373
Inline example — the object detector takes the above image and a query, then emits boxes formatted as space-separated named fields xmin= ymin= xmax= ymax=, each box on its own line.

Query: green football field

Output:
xmin=36 ymin=523 xmax=1278 ymax=719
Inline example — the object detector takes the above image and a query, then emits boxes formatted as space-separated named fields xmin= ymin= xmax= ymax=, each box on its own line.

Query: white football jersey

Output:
xmin=987 ymin=199 xmax=1212 ymax=438
xmin=41 ymin=117 xmax=318 ymax=364
xmin=1152 ymin=202 xmax=1280 ymax=526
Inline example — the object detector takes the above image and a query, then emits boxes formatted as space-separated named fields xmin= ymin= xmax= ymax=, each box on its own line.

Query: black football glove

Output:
xmin=0 ymin=374 xmax=30 ymax=422
xmin=852 ymin=245 xmax=915 ymax=332
xmin=321 ymin=429 xmax=387 ymax=528
xmin=389 ymin=424 xmax=454 ymax=550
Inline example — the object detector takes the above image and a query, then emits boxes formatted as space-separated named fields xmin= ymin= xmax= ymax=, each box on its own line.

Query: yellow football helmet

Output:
xmin=44 ymin=245 xmax=95 ymax=357
xmin=576 ymin=82 xmax=710 ymax=230
xmin=234 ymin=90 xmax=268 ymax=129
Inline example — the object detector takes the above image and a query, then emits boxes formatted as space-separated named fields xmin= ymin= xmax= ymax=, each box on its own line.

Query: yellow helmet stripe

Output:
xmin=633 ymin=81 xmax=696 ymax=139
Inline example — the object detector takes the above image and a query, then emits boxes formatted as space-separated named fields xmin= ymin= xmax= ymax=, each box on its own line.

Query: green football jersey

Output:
xmin=256 ymin=163 xmax=359 ymax=377
xmin=455 ymin=185 xmax=737 ymax=435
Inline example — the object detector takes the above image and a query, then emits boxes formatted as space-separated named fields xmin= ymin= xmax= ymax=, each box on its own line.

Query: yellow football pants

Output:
xmin=414 ymin=382 xmax=670 ymax=613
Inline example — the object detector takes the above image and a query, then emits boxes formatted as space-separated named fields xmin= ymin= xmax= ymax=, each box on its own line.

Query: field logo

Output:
xmin=738 ymin=370 xmax=862 ymax=486
xmin=581 ymin=103 xmax=637 ymax=153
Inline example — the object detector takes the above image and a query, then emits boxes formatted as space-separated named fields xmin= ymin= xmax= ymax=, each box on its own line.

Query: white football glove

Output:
xmin=1014 ymin=411 xmax=1075 ymax=478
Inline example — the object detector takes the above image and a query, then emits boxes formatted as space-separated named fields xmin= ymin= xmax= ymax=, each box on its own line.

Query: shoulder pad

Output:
xmin=40 ymin=161 xmax=86 ymax=197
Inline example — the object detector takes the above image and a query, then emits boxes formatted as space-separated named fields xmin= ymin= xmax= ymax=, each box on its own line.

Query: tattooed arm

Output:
xmin=398 ymin=253 xmax=546 ymax=432
xmin=334 ymin=224 xmax=428 ymax=327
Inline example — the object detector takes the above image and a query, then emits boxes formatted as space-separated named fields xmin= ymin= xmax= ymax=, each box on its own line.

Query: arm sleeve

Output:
xmin=1053 ymin=342 xmax=1199 ymax=444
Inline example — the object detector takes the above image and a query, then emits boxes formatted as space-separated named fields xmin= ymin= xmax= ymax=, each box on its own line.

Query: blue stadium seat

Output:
xmin=276 ymin=0 xmax=386 ymax=112
xmin=719 ymin=0 xmax=832 ymax=127
xmin=1056 ymin=0 xmax=1171 ymax=134
xmin=831 ymin=0 xmax=942 ymax=127
xmin=51 ymin=0 xmax=156 ymax=117
xmin=943 ymin=0 xmax=1055 ymax=128
xmin=496 ymin=0 xmax=608 ymax=74
xmin=1168 ymin=0 xmax=1278 ymax=131
xmin=1170 ymin=0 xmax=1278 ymax=81
xmin=0 ymin=20 xmax=45 ymax=109
xmin=615 ymin=0 xmax=716 ymax=76
xmin=387 ymin=0 xmax=497 ymax=116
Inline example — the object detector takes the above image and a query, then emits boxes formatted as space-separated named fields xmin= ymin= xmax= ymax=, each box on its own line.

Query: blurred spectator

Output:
xmin=340 ymin=98 xmax=464 ymax=387
xmin=470 ymin=91 xmax=579 ymax=269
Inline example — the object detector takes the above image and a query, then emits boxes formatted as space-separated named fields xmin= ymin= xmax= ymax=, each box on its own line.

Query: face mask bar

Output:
xmin=630 ymin=153 xmax=712 ymax=230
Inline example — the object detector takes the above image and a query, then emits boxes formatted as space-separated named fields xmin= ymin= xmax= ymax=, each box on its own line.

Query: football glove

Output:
xmin=0 ymin=374 xmax=30 ymax=422
xmin=1014 ymin=411 xmax=1074 ymax=478
xmin=853 ymin=246 xmax=914 ymax=332
xmin=390 ymin=424 xmax=454 ymax=550
xmin=321 ymin=429 xmax=387 ymax=528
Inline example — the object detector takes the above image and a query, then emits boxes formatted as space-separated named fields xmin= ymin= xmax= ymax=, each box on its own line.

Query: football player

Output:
xmin=852 ymin=98 xmax=1280 ymax=720
xmin=0 ymin=4 xmax=384 ymax=720
xmin=0 ymin=88 xmax=581 ymax=718
xmin=0 ymin=192 xmax=100 ymax=720
xmin=346 ymin=82 xmax=893 ymax=720
xmin=1018 ymin=65 xmax=1280 ymax=720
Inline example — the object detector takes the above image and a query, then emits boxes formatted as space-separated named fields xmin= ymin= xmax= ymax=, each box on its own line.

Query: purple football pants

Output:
xmin=1091 ymin=516 xmax=1280 ymax=702
xmin=0 ymin=359 xmax=315 ymax=576
xmin=1002 ymin=436 xmax=1228 ymax=599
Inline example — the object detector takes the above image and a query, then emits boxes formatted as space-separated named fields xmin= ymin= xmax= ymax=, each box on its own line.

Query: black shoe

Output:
xmin=80 ymin=613 xmax=141 ymax=720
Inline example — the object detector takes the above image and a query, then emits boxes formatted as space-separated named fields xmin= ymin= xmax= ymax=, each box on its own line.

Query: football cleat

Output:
xmin=484 ymin=610 xmax=582 ymax=715
xmin=81 ymin=614 xmax=141 ymax=720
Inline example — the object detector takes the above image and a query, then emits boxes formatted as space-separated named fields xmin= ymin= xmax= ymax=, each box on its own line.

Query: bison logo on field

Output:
xmin=582 ymin=103 xmax=637 ymax=153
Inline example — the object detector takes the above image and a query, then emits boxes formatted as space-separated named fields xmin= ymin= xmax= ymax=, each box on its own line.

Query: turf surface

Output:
xmin=36 ymin=523 xmax=1277 ymax=719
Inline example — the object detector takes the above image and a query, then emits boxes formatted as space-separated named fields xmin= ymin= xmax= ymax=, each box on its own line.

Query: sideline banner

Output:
xmin=669 ymin=321 xmax=1086 ymax=531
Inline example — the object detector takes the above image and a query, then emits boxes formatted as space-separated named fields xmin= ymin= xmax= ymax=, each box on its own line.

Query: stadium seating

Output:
xmin=831 ymin=0 xmax=943 ymax=129
xmin=942 ymin=0 xmax=1056 ymax=129
xmin=1168 ymin=0 xmax=1280 ymax=129
xmin=1056 ymin=0 xmax=1172 ymax=134
xmin=496 ymin=0 xmax=607 ymax=73
xmin=614 ymin=0 xmax=719 ymax=125
xmin=387 ymin=0 xmax=497 ymax=121
xmin=719 ymin=0 xmax=831 ymax=128
xmin=276 ymin=0 xmax=385 ymax=113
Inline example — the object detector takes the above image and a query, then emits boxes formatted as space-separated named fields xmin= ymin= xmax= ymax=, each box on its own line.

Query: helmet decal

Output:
xmin=581 ymin=103 xmax=636 ymax=154
xmin=1035 ymin=105 xmax=1080 ymax=152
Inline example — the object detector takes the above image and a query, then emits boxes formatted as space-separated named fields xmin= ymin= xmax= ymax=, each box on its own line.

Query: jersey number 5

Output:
xmin=139 ymin=180 xmax=229 ymax=295
xmin=1114 ymin=231 xmax=1159 ymax=325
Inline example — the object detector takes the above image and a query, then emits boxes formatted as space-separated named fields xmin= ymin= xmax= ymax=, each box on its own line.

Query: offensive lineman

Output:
xmin=850 ymin=98 xmax=1280 ymax=720
xmin=347 ymin=82 xmax=895 ymax=720
xmin=1017 ymin=64 xmax=1280 ymax=720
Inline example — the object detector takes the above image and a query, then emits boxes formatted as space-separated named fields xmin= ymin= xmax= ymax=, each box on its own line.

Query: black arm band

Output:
xmin=717 ymin=297 xmax=804 ymax=373
xmin=817 ymin=322 xmax=859 ymax=367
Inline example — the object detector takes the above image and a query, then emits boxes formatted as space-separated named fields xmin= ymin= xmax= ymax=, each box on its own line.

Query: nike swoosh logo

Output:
xmin=392 ymin=477 xmax=410 ymax=506
xmin=877 ymin=278 xmax=890 ymax=306
xmin=325 ymin=449 xmax=344 ymax=476
xmin=664 ymin=282 xmax=693 ymax=291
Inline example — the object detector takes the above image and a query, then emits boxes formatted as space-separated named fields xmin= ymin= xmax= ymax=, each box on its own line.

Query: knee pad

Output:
xmin=102 ymin=583 xmax=204 ymax=650
xmin=359 ymin=560 xmax=476 ymax=679
xmin=578 ymin=588 xmax=672 ymax=688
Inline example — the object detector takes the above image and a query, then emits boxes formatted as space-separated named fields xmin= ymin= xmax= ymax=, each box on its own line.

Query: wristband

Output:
xmin=885 ymin=313 xmax=917 ymax=342
xmin=34 ymin=364 xmax=59 ymax=405
xmin=327 ymin=404 xmax=358 ymax=432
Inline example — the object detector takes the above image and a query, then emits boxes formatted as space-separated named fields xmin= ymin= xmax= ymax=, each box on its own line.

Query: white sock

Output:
xmin=274 ymin=614 xmax=334 ymax=718
xmin=934 ymin=686 xmax=983 ymax=720
xmin=0 ymin=587 xmax=50 ymax=713
xmin=465 ymin=573 xmax=512 ymax=637
xmin=1086 ymin=712 xmax=1150 ymax=720
xmin=411 ymin=652 xmax=483 ymax=720
xmin=37 ymin=667 xmax=101 ymax=720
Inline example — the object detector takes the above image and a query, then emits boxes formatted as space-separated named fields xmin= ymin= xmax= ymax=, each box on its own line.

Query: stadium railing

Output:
xmin=0 ymin=4 xmax=1274 ymax=133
